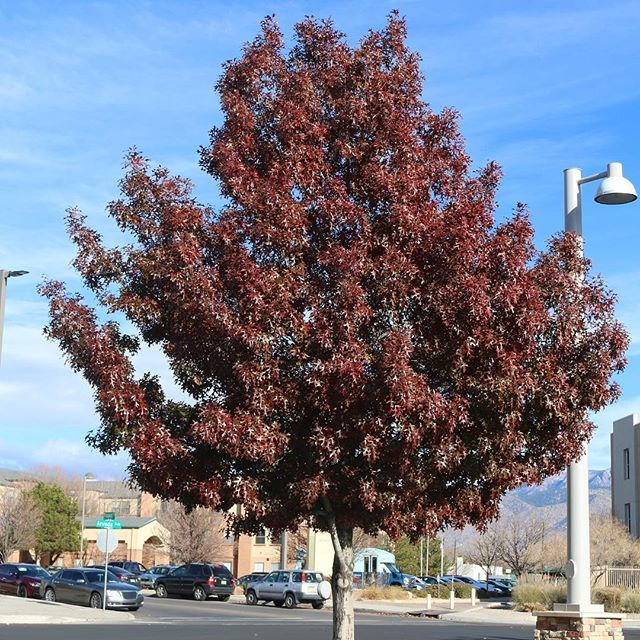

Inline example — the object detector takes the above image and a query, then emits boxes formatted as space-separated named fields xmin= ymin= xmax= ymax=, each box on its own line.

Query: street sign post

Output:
xmin=95 ymin=516 xmax=122 ymax=610
xmin=101 ymin=527 xmax=113 ymax=611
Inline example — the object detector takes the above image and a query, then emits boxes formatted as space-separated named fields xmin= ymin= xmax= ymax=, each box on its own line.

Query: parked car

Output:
xmin=490 ymin=575 xmax=516 ymax=588
xmin=0 ymin=563 xmax=51 ymax=598
xmin=108 ymin=561 xmax=148 ymax=575
xmin=485 ymin=579 xmax=512 ymax=595
xmin=381 ymin=562 xmax=423 ymax=590
xmin=237 ymin=572 xmax=268 ymax=593
xmin=39 ymin=567 xmax=144 ymax=610
xmin=155 ymin=563 xmax=234 ymax=601
xmin=451 ymin=575 xmax=508 ymax=595
xmin=90 ymin=565 xmax=141 ymax=588
xmin=138 ymin=565 xmax=176 ymax=589
xmin=418 ymin=575 xmax=441 ymax=585
xmin=245 ymin=569 xmax=331 ymax=609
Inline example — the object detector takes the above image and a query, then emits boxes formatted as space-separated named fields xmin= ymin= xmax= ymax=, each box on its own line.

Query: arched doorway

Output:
xmin=142 ymin=535 xmax=167 ymax=567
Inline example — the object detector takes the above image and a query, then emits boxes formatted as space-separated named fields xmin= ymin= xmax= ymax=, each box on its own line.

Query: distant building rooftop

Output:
xmin=88 ymin=480 xmax=140 ymax=499
xmin=0 ymin=467 xmax=35 ymax=487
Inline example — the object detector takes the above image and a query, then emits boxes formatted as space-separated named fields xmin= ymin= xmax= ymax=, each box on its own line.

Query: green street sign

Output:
xmin=104 ymin=512 xmax=116 ymax=520
xmin=96 ymin=519 xmax=122 ymax=529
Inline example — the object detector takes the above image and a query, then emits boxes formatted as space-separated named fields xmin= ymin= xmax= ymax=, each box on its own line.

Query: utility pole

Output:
xmin=0 ymin=270 xmax=28 ymax=365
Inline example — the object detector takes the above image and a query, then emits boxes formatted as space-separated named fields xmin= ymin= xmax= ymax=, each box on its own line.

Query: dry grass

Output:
xmin=360 ymin=586 xmax=410 ymax=600
xmin=621 ymin=591 xmax=640 ymax=613
xmin=512 ymin=579 xmax=566 ymax=611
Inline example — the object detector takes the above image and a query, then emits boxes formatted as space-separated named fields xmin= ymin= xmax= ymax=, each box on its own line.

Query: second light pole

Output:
xmin=560 ymin=162 xmax=636 ymax=612
xmin=79 ymin=472 xmax=97 ymax=566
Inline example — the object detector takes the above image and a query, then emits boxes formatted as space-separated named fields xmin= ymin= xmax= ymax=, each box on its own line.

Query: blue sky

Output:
xmin=1 ymin=0 xmax=640 ymax=480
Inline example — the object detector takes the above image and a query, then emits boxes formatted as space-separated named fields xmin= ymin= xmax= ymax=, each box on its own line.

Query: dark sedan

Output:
xmin=139 ymin=565 xmax=176 ymax=589
xmin=91 ymin=564 xmax=141 ymax=587
xmin=108 ymin=561 xmax=147 ymax=575
xmin=0 ymin=563 xmax=51 ymax=598
xmin=39 ymin=568 xmax=144 ymax=610
xmin=237 ymin=572 xmax=268 ymax=593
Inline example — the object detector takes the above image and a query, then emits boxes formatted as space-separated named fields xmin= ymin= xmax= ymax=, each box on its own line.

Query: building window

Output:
xmin=253 ymin=562 xmax=264 ymax=572
xmin=221 ymin=562 xmax=232 ymax=571
xmin=110 ymin=500 xmax=131 ymax=515
xmin=624 ymin=448 xmax=630 ymax=480
xmin=625 ymin=503 xmax=632 ymax=533
xmin=255 ymin=528 xmax=266 ymax=545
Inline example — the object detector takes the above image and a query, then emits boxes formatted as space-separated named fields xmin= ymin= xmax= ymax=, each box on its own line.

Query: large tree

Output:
xmin=157 ymin=501 xmax=226 ymax=564
xmin=498 ymin=515 xmax=545 ymax=576
xmin=0 ymin=491 xmax=41 ymax=563
xmin=40 ymin=13 xmax=627 ymax=639
xmin=26 ymin=483 xmax=81 ymax=565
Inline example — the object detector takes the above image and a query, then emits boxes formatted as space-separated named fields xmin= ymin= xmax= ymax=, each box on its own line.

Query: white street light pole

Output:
xmin=561 ymin=162 xmax=636 ymax=612
xmin=79 ymin=473 xmax=97 ymax=566
xmin=0 ymin=270 xmax=28 ymax=366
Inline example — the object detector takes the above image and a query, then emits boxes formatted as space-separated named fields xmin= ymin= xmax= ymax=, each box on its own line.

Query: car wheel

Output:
xmin=17 ymin=584 xmax=27 ymax=598
xmin=156 ymin=583 xmax=168 ymax=598
xmin=193 ymin=585 xmax=207 ymax=601
xmin=246 ymin=590 xmax=258 ymax=605
xmin=274 ymin=600 xmax=284 ymax=607
xmin=44 ymin=588 xmax=56 ymax=602
xmin=312 ymin=601 xmax=324 ymax=610
xmin=217 ymin=594 xmax=230 ymax=602
xmin=284 ymin=593 xmax=296 ymax=609
xmin=90 ymin=592 xmax=102 ymax=609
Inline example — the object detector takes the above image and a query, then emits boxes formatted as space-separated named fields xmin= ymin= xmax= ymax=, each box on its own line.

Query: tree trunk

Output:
xmin=330 ymin=526 xmax=355 ymax=640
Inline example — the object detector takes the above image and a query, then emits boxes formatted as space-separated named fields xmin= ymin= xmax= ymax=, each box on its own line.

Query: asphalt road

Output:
xmin=1 ymin=619 xmax=535 ymax=640
xmin=4 ymin=597 xmax=640 ymax=640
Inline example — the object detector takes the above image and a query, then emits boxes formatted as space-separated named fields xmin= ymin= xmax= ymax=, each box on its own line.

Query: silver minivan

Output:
xmin=245 ymin=569 xmax=330 ymax=609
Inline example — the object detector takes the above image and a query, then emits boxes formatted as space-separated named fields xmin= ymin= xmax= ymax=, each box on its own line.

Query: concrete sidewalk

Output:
xmin=0 ymin=595 xmax=135 ymax=624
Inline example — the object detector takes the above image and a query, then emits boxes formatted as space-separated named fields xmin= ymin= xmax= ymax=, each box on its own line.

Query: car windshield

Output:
xmin=17 ymin=566 xmax=49 ymax=578
xmin=86 ymin=572 xmax=118 ymax=584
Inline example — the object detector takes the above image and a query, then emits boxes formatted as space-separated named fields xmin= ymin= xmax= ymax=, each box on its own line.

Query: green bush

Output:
xmin=621 ymin=591 xmax=640 ymax=613
xmin=416 ymin=583 xmax=473 ymax=599
xmin=593 ymin=587 xmax=622 ymax=612
xmin=452 ymin=583 xmax=473 ymax=598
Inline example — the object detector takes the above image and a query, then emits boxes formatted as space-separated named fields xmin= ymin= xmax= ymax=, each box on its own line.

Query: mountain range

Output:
xmin=444 ymin=469 xmax=612 ymax=552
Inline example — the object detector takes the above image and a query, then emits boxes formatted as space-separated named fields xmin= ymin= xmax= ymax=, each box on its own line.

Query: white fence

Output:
xmin=602 ymin=567 xmax=640 ymax=590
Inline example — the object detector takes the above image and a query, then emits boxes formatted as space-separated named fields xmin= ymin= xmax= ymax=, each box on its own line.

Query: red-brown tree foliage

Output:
xmin=40 ymin=13 xmax=627 ymax=639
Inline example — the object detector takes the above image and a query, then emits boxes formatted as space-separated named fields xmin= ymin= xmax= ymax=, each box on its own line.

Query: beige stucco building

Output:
xmin=1 ymin=469 xmax=336 ymax=576
xmin=81 ymin=516 xmax=169 ymax=566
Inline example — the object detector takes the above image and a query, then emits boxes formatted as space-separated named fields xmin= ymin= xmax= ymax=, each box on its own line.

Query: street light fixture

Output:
xmin=0 ymin=269 xmax=28 ymax=365
xmin=559 ymin=161 xmax=636 ymax=613
xmin=79 ymin=473 xmax=98 ymax=565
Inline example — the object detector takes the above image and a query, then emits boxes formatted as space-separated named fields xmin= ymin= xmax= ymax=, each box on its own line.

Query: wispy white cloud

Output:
xmin=0 ymin=437 xmax=129 ymax=480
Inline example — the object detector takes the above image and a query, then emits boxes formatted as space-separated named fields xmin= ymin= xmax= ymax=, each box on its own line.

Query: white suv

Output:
xmin=245 ymin=569 xmax=331 ymax=609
